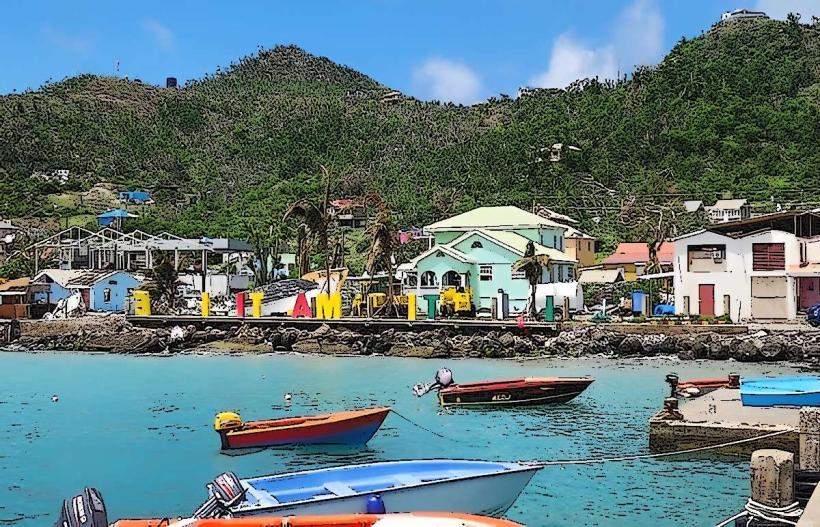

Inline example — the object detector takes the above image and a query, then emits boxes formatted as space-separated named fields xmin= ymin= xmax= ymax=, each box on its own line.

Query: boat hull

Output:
xmin=234 ymin=466 xmax=539 ymax=518
xmin=438 ymin=377 xmax=594 ymax=407
xmin=222 ymin=408 xmax=390 ymax=449
xmin=741 ymin=376 xmax=820 ymax=407
xmin=113 ymin=513 xmax=523 ymax=526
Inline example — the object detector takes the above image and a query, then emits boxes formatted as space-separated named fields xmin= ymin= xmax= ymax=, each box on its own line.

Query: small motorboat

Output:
xmin=214 ymin=407 xmax=390 ymax=449
xmin=189 ymin=460 xmax=538 ymax=518
xmin=57 ymin=487 xmax=524 ymax=527
xmin=665 ymin=373 xmax=740 ymax=398
xmin=741 ymin=376 xmax=820 ymax=407
xmin=414 ymin=368 xmax=593 ymax=407
xmin=112 ymin=515 xmax=522 ymax=526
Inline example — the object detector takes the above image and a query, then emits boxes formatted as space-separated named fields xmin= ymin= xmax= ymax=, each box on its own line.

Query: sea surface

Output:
xmin=0 ymin=351 xmax=808 ymax=526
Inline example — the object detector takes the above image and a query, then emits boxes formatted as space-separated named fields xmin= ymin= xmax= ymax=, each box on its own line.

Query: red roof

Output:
xmin=602 ymin=242 xmax=673 ymax=266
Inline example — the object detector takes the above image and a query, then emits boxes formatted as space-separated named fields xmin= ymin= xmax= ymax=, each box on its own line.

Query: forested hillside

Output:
xmin=1 ymin=16 xmax=820 ymax=251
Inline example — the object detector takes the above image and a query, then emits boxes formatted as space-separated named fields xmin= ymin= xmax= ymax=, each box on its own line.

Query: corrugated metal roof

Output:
xmin=563 ymin=226 xmax=594 ymax=239
xmin=472 ymin=229 xmax=576 ymax=263
xmin=578 ymin=269 xmax=624 ymax=284
xmin=33 ymin=269 xmax=130 ymax=288
xmin=712 ymin=199 xmax=748 ymax=210
xmin=425 ymin=206 xmax=566 ymax=232
xmin=601 ymin=242 xmax=673 ymax=266
xmin=0 ymin=277 xmax=31 ymax=293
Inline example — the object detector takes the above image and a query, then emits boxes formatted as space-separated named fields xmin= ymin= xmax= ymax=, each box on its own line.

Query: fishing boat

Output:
xmin=110 ymin=514 xmax=522 ymax=526
xmin=214 ymin=407 xmax=390 ymax=449
xmin=191 ymin=460 xmax=539 ymax=518
xmin=57 ymin=486 xmax=524 ymax=527
xmin=414 ymin=368 xmax=593 ymax=406
xmin=665 ymin=373 xmax=740 ymax=398
xmin=741 ymin=376 xmax=820 ymax=407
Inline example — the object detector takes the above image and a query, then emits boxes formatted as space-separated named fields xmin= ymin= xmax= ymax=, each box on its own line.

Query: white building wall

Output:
xmin=673 ymin=230 xmax=799 ymax=322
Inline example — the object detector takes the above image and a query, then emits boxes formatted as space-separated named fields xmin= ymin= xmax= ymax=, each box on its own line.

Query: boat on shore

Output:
xmin=741 ymin=376 xmax=820 ymax=407
xmin=414 ymin=368 xmax=593 ymax=407
xmin=193 ymin=460 xmax=539 ymax=518
xmin=665 ymin=373 xmax=740 ymax=398
xmin=214 ymin=407 xmax=390 ymax=449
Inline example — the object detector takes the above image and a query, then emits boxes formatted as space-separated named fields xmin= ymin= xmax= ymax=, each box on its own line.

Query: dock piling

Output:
xmin=801 ymin=408 xmax=820 ymax=472
xmin=750 ymin=449 xmax=795 ymax=509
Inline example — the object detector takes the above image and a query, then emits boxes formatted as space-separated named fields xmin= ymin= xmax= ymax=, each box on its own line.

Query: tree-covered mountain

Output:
xmin=2 ymin=16 xmax=820 ymax=252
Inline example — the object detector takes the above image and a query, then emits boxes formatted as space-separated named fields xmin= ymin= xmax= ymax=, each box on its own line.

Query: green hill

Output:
xmin=2 ymin=17 xmax=820 ymax=251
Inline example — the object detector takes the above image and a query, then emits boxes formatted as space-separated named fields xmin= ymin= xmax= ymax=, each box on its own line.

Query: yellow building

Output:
xmin=564 ymin=226 xmax=597 ymax=268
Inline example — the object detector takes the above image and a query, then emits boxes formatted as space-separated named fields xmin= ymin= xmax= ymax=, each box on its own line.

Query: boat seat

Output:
xmin=244 ymin=485 xmax=280 ymax=506
xmin=393 ymin=474 xmax=423 ymax=486
xmin=324 ymin=481 xmax=356 ymax=497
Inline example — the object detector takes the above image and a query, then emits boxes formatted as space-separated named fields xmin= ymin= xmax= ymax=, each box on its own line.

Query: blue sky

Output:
xmin=1 ymin=0 xmax=818 ymax=102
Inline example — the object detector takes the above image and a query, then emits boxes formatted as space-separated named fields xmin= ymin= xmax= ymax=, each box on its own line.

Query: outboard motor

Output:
xmin=55 ymin=488 xmax=108 ymax=527
xmin=192 ymin=471 xmax=246 ymax=519
xmin=665 ymin=373 xmax=679 ymax=398
xmin=413 ymin=368 xmax=455 ymax=397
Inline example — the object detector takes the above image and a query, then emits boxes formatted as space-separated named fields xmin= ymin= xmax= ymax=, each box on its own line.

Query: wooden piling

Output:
xmin=750 ymin=449 xmax=795 ymax=508
xmin=801 ymin=408 xmax=820 ymax=472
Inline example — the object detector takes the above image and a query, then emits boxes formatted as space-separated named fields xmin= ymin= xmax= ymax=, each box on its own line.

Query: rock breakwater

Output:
xmin=5 ymin=316 xmax=820 ymax=364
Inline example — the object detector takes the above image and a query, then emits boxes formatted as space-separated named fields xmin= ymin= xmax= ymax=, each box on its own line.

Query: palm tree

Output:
xmin=513 ymin=240 xmax=551 ymax=319
xmin=283 ymin=165 xmax=333 ymax=291
xmin=364 ymin=203 xmax=398 ymax=317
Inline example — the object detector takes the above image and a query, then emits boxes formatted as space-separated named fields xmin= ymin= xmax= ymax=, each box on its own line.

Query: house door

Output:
xmin=698 ymin=284 xmax=715 ymax=317
xmin=751 ymin=277 xmax=788 ymax=319
xmin=81 ymin=289 xmax=91 ymax=309
xmin=799 ymin=278 xmax=820 ymax=310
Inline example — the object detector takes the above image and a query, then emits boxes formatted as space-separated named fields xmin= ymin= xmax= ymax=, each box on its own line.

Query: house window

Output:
xmin=103 ymin=288 xmax=111 ymax=303
xmin=687 ymin=245 xmax=727 ymax=272
xmin=479 ymin=265 xmax=493 ymax=281
xmin=406 ymin=273 xmax=418 ymax=287
xmin=553 ymin=235 xmax=558 ymax=248
xmin=421 ymin=271 xmax=438 ymax=287
xmin=512 ymin=268 xmax=526 ymax=279
xmin=752 ymin=243 xmax=785 ymax=271
xmin=471 ymin=241 xmax=483 ymax=249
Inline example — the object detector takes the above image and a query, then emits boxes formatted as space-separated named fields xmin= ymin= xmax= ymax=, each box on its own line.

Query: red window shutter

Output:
xmin=752 ymin=243 xmax=785 ymax=271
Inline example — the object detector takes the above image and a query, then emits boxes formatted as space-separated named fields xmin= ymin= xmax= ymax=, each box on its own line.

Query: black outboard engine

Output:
xmin=192 ymin=471 xmax=246 ymax=519
xmin=413 ymin=368 xmax=455 ymax=396
xmin=55 ymin=488 xmax=108 ymax=527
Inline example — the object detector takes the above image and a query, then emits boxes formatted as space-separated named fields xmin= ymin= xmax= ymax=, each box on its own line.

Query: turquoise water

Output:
xmin=0 ymin=352 xmax=802 ymax=526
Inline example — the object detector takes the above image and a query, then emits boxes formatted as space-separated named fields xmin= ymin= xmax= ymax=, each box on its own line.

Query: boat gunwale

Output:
xmin=226 ymin=407 xmax=390 ymax=437
xmin=237 ymin=460 xmax=540 ymax=512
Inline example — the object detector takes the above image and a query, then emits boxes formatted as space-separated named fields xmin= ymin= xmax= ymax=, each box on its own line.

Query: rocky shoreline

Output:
xmin=4 ymin=316 xmax=820 ymax=364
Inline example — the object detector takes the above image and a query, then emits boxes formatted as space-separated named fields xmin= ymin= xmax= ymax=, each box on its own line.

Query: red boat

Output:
xmin=665 ymin=373 xmax=740 ymax=398
xmin=415 ymin=369 xmax=594 ymax=407
xmin=213 ymin=407 xmax=390 ymax=449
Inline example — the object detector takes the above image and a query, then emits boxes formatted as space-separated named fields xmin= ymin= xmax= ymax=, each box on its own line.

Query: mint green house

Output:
xmin=400 ymin=206 xmax=577 ymax=314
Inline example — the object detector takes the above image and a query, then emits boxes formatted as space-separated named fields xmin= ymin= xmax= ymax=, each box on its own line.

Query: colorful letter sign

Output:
xmin=292 ymin=292 xmax=312 ymax=318
xmin=316 ymin=292 xmax=342 ymax=319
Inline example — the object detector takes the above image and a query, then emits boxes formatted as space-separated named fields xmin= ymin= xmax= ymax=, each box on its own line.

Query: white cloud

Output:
xmin=529 ymin=0 xmax=665 ymax=89
xmin=755 ymin=0 xmax=820 ymax=19
xmin=142 ymin=19 xmax=176 ymax=51
xmin=529 ymin=35 xmax=617 ymax=89
xmin=412 ymin=57 xmax=482 ymax=105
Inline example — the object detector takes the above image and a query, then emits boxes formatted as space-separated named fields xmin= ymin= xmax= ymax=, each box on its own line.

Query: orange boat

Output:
xmin=113 ymin=514 xmax=523 ymax=526
xmin=214 ymin=407 xmax=391 ymax=449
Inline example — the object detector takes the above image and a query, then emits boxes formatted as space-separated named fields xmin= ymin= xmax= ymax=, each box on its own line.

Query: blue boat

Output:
xmin=194 ymin=460 xmax=540 ymax=518
xmin=741 ymin=376 xmax=820 ymax=407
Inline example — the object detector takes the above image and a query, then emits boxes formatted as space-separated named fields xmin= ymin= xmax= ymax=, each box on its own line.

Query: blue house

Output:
xmin=118 ymin=190 xmax=153 ymax=204
xmin=97 ymin=209 xmax=138 ymax=228
xmin=32 ymin=270 xmax=142 ymax=313
xmin=400 ymin=206 xmax=577 ymax=314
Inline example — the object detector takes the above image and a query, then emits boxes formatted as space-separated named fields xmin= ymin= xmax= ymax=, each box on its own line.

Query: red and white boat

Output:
xmin=414 ymin=369 xmax=594 ymax=407
xmin=213 ymin=407 xmax=390 ymax=449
